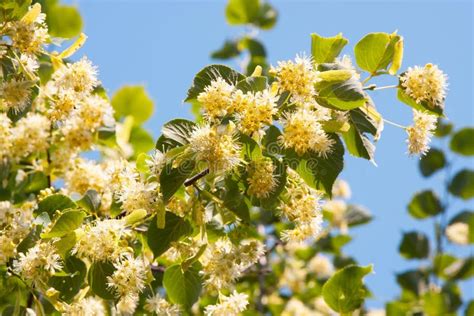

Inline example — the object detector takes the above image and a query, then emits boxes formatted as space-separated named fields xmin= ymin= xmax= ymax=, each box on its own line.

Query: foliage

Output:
xmin=0 ymin=0 xmax=463 ymax=315
xmin=387 ymin=121 xmax=473 ymax=315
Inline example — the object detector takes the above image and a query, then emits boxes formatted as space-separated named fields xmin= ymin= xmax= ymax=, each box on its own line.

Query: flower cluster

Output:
xmin=280 ymin=170 xmax=323 ymax=242
xmin=201 ymin=238 xmax=265 ymax=291
xmin=406 ymin=110 xmax=437 ymax=156
xmin=107 ymin=255 xmax=148 ymax=314
xmin=400 ymin=63 xmax=447 ymax=108
xmin=246 ymin=157 xmax=278 ymax=198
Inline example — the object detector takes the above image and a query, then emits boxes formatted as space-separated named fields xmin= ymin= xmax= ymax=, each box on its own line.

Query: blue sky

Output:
xmin=67 ymin=0 xmax=473 ymax=309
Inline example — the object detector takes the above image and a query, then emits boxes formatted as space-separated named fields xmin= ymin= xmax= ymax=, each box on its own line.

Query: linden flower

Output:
xmin=11 ymin=112 xmax=50 ymax=159
xmin=116 ymin=178 xmax=159 ymax=214
xmin=0 ymin=114 xmax=12 ymax=160
xmin=308 ymin=254 xmax=334 ymax=278
xmin=144 ymin=293 xmax=181 ymax=316
xmin=201 ymin=238 xmax=264 ymax=291
xmin=406 ymin=110 xmax=437 ymax=156
xmin=13 ymin=240 xmax=62 ymax=282
xmin=146 ymin=150 xmax=166 ymax=177
xmin=280 ymin=170 xmax=324 ymax=242
xmin=52 ymin=57 xmax=99 ymax=96
xmin=279 ymin=258 xmax=307 ymax=292
xmin=0 ymin=79 xmax=32 ymax=112
xmin=335 ymin=55 xmax=360 ymax=80
xmin=188 ymin=124 xmax=241 ymax=173
xmin=47 ymin=91 xmax=77 ymax=121
xmin=282 ymin=298 xmax=314 ymax=316
xmin=332 ymin=179 xmax=352 ymax=199
xmin=7 ymin=9 xmax=49 ymax=54
xmin=247 ymin=157 xmax=278 ymax=199
xmin=237 ymin=89 xmax=277 ymax=136
xmin=280 ymin=109 xmax=334 ymax=157
xmin=445 ymin=222 xmax=470 ymax=245
xmin=204 ymin=291 xmax=249 ymax=316
xmin=108 ymin=255 xmax=147 ymax=313
xmin=73 ymin=219 xmax=128 ymax=262
xmin=0 ymin=235 xmax=16 ymax=264
xmin=197 ymin=77 xmax=235 ymax=119
xmin=75 ymin=94 xmax=115 ymax=130
xmin=270 ymin=54 xmax=319 ymax=103
xmin=63 ymin=297 xmax=105 ymax=316
xmin=16 ymin=53 xmax=40 ymax=74
xmin=65 ymin=158 xmax=109 ymax=195
xmin=400 ymin=63 xmax=447 ymax=108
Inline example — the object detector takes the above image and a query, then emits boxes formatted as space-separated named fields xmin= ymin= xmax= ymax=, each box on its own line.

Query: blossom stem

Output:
xmin=363 ymin=84 xmax=399 ymax=91
xmin=383 ymin=118 xmax=407 ymax=129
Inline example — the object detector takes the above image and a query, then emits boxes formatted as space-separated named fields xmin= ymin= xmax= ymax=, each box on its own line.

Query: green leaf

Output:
xmin=450 ymin=128 xmax=474 ymax=156
xmin=53 ymin=232 xmax=77 ymax=258
xmin=433 ymin=254 xmax=458 ymax=280
xmin=354 ymin=32 xmax=402 ymax=74
xmin=419 ymin=148 xmax=446 ymax=177
xmin=434 ymin=119 xmax=453 ymax=138
xmin=236 ymin=76 xmax=268 ymax=93
xmin=398 ymin=231 xmax=430 ymax=259
xmin=342 ymin=100 xmax=383 ymax=161
xmin=37 ymin=194 xmax=77 ymax=217
xmin=49 ymin=256 xmax=86 ymax=302
xmin=111 ymin=85 xmax=154 ymax=124
xmin=322 ymin=264 xmax=373 ymax=313
xmin=316 ymin=234 xmax=352 ymax=255
xmin=223 ymin=176 xmax=250 ymax=222
xmin=225 ymin=0 xmax=259 ymax=25
xmin=129 ymin=125 xmax=154 ymax=156
xmin=77 ymin=189 xmax=101 ymax=213
xmin=156 ymin=119 xmax=196 ymax=152
xmin=407 ymin=190 xmax=443 ymax=219
xmin=286 ymin=134 xmax=344 ymax=196
xmin=41 ymin=209 xmax=86 ymax=239
xmin=316 ymin=78 xmax=367 ymax=110
xmin=253 ymin=2 xmax=277 ymax=30
xmin=160 ymin=160 xmax=195 ymax=203
xmin=185 ymin=65 xmax=245 ymax=102
xmin=211 ymin=40 xmax=241 ymax=59
xmin=147 ymin=212 xmax=193 ymax=258
xmin=311 ymin=33 xmax=348 ymax=64
xmin=46 ymin=5 xmax=82 ymax=38
xmin=0 ymin=0 xmax=31 ymax=22
xmin=397 ymin=88 xmax=443 ymax=116
xmin=449 ymin=169 xmax=474 ymax=200
xmin=345 ymin=205 xmax=373 ymax=227
xmin=163 ymin=263 xmax=202 ymax=307
xmin=396 ymin=269 xmax=428 ymax=296
xmin=448 ymin=257 xmax=474 ymax=280
xmin=87 ymin=261 xmax=116 ymax=300
xmin=18 ymin=171 xmax=48 ymax=194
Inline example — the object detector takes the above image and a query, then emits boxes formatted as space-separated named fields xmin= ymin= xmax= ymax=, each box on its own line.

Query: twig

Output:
xmin=184 ymin=168 xmax=209 ymax=187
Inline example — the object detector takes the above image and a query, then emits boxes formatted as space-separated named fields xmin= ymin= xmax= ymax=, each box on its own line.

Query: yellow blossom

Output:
xmin=197 ymin=77 xmax=235 ymax=119
xmin=270 ymin=55 xmax=319 ymax=103
xmin=189 ymin=123 xmax=241 ymax=173
xmin=11 ymin=112 xmax=50 ymax=159
xmin=406 ymin=110 xmax=437 ymax=156
xmin=247 ymin=157 xmax=278 ymax=198
xmin=204 ymin=291 xmax=249 ymax=316
xmin=400 ymin=63 xmax=447 ymax=108
xmin=0 ymin=79 xmax=32 ymax=112
xmin=280 ymin=109 xmax=334 ymax=157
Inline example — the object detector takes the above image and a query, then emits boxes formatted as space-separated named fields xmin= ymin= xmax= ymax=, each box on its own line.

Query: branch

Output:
xmin=184 ymin=168 xmax=209 ymax=187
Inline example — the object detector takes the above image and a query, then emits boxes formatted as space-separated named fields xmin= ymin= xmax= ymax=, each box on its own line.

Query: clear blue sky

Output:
xmin=67 ymin=0 xmax=473 ymax=309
